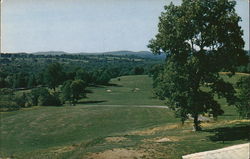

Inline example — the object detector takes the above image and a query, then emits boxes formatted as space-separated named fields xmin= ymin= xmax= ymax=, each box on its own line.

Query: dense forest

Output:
xmin=0 ymin=52 xmax=164 ymax=111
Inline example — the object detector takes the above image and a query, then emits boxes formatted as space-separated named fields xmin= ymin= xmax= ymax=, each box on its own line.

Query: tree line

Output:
xmin=0 ymin=55 xmax=160 ymax=111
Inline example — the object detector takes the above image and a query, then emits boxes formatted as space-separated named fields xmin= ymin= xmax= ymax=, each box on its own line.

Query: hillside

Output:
xmin=29 ymin=50 xmax=166 ymax=59
xmin=0 ymin=75 xmax=249 ymax=159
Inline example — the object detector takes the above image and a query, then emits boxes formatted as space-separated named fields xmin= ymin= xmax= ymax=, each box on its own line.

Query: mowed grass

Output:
xmin=0 ymin=106 xmax=177 ymax=158
xmin=79 ymin=75 xmax=165 ymax=106
xmin=0 ymin=74 xmax=249 ymax=159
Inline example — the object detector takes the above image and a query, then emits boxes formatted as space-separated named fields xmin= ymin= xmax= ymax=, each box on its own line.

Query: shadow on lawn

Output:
xmin=89 ymin=83 xmax=123 ymax=87
xmin=205 ymin=123 xmax=250 ymax=142
xmin=78 ymin=100 xmax=107 ymax=104
xmin=104 ymin=83 xmax=123 ymax=87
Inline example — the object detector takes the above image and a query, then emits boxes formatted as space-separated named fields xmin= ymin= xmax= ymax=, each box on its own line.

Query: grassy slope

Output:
xmin=79 ymin=75 xmax=165 ymax=106
xmin=0 ymin=75 xmax=249 ymax=159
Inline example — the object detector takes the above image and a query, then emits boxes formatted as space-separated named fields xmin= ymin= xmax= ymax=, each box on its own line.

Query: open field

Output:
xmin=0 ymin=75 xmax=249 ymax=159
xmin=79 ymin=75 xmax=165 ymax=106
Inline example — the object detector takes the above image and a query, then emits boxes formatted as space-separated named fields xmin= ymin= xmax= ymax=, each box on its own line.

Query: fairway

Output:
xmin=79 ymin=75 xmax=166 ymax=106
xmin=0 ymin=75 xmax=249 ymax=159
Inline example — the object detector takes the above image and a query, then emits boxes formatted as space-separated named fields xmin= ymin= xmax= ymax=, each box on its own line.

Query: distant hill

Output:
xmin=32 ymin=50 xmax=166 ymax=59
xmin=33 ymin=51 xmax=68 ymax=55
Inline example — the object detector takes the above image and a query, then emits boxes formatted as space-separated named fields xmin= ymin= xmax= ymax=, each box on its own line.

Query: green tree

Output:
xmin=0 ymin=88 xmax=20 ymax=111
xmin=13 ymin=72 xmax=29 ymax=88
xmin=61 ymin=80 xmax=86 ymax=105
xmin=15 ymin=93 xmax=27 ymax=108
xmin=61 ymin=80 xmax=73 ymax=104
xmin=148 ymin=0 xmax=247 ymax=131
xmin=28 ymin=74 xmax=37 ymax=88
xmin=70 ymin=80 xmax=86 ymax=105
xmin=27 ymin=88 xmax=61 ymax=106
xmin=96 ymin=70 xmax=111 ymax=85
xmin=44 ymin=63 xmax=65 ymax=90
xmin=236 ymin=76 xmax=250 ymax=119
xmin=133 ymin=67 xmax=144 ymax=75
xmin=75 ymin=68 xmax=91 ymax=83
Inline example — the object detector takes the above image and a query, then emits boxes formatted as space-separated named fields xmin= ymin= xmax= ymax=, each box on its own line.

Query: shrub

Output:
xmin=27 ymin=87 xmax=62 ymax=106
xmin=236 ymin=76 xmax=250 ymax=119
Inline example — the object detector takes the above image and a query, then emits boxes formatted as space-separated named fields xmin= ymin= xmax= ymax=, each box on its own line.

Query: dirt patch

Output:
xmin=105 ymin=137 xmax=127 ymax=142
xmin=87 ymin=148 xmax=148 ymax=159
xmin=201 ymin=119 xmax=250 ymax=128
xmin=144 ymin=136 xmax=181 ymax=143
xmin=52 ymin=145 xmax=78 ymax=153
xmin=129 ymin=123 xmax=180 ymax=135
xmin=219 ymin=72 xmax=250 ymax=76
xmin=225 ymin=119 xmax=250 ymax=124
xmin=155 ymin=137 xmax=179 ymax=143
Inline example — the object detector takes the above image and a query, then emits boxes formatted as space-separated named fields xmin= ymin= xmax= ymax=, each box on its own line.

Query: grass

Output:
xmin=79 ymin=75 xmax=165 ymax=106
xmin=0 ymin=75 xmax=249 ymax=159
xmin=0 ymin=106 xmax=177 ymax=157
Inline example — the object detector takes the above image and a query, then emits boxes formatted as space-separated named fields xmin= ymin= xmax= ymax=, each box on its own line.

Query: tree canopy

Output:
xmin=61 ymin=79 xmax=87 ymax=105
xmin=44 ymin=63 xmax=65 ymax=90
xmin=148 ymin=0 xmax=248 ymax=131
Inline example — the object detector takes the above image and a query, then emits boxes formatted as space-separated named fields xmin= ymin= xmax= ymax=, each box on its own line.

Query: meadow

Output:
xmin=0 ymin=75 xmax=249 ymax=159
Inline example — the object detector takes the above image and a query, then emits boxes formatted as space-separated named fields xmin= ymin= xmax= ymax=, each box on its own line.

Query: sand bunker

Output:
xmin=87 ymin=148 xmax=147 ymax=159
xmin=105 ymin=137 xmax=127 ymax=142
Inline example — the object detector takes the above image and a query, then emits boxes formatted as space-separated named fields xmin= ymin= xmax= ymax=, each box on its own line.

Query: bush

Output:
xmin=14 ymin=93 xmax=27 ymax=108
xmin=236 ymin=76 xmax=250 ymax=119
xmin=27 ymin=88 xmax=62 ymax=106
xmin=38 ymin=92 xmax=61 ymax=106
xmin=0 ymin=88 xmax=20 ymax=111
xmin=0 ymin=101 xmax=20 ymax=111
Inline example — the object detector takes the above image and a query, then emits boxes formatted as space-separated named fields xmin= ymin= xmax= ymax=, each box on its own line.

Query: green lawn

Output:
xmin=79 ymin=75 xmax=165 ymax=106
xmin=0 ymin=75 xmax=249 ymax=159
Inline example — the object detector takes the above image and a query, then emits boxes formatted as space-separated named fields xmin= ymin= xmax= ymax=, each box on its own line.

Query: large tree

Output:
xmin=148 ymin=0 xmax=248 ymax=131
xmin=61 ymin=80 xmax=87 ymax=105
xmin=44 ymin=63 xmax=65 ymax=90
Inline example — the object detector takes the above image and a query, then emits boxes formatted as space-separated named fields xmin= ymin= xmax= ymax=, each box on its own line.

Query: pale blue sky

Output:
xmin=2 ymin=0 xmax=249 ymax=53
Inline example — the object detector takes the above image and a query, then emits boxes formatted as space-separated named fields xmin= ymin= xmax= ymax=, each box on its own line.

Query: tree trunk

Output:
xmin=193 ymin=114 xmax=201 ymax=131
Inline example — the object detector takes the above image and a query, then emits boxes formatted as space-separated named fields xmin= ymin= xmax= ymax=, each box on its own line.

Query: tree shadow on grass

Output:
xmin=89 ymin=83 xmax=123 ymax=87
xmin=103 ymin=83 xmax=123 ymax=87
xmin=78 ymin=100 xmax=107 ymax=104
xmin=85 ymin=89 xmax=93 ymax=93
xmin=220 ymin=114 xmax=236 ymax=116
xmin=205 ymin=123 xmax=250 ymax=142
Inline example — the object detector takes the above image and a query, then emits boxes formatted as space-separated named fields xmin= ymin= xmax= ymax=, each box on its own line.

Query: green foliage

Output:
xmin=14 ymin=93 xmax=27 ymax=108
xmin=75 ymin=68 xmax=91 ymax=83
xmin=148 ymin=0 xmax=247 ymax=131
xmin=12 ymin=72 xmax=29 ymax=88
xmin=133 ymin=66 xmax=144 ymax=75
xmin=61 ymin=80 xmax=87 ymax=105
xmin=236 ymin=76 xmax=250 ymax=118
xmin=0 ymin=88 xmax=20 ymax=111
xmin=28 ymin=88 xmax=62 ymax=106
xmin=0 ymin=53 xmax=163 ymax=90
xmin=0 ymin=72 xmax=8 ymax=88
xmin=61 ymin=80 xmax=73 ymax=103
xmin=71 ymin=80 xmax=86 ymax=101
xmin=44 ymin=62 xmax=65 ymax=90
xmin=27 ymin=74 xmax=37 ymax=88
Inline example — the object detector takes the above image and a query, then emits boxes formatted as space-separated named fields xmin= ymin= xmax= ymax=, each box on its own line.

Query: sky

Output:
xmin=1 ymin=0 xmax=249 ymax=53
